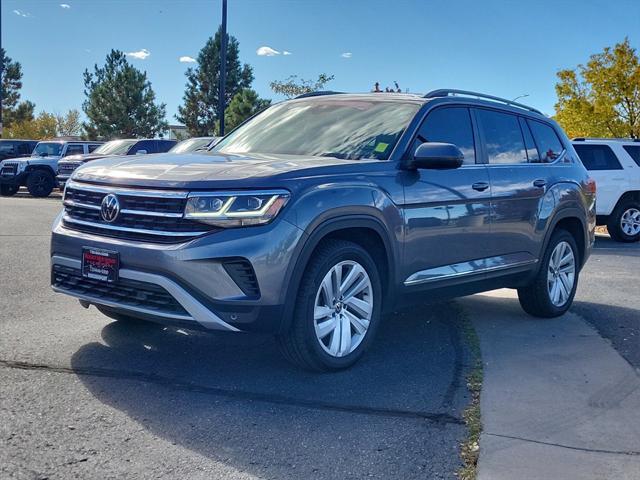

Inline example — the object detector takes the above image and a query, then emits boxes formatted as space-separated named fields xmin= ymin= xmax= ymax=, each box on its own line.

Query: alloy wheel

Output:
xmin=313 ymin=260 xmax=373 ymax=358
xmin=620 ymin=208 xmax=640 ymax=236
xmin=547 ymin=241 xmax=576 ymax=307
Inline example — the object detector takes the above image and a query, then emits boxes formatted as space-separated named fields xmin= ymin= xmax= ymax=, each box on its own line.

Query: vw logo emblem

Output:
xmin=100 ymin=194 xmax=120 ymax=223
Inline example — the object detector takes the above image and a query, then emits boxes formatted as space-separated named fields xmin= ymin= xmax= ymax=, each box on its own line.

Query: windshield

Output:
xmin=213 ymin=98 xmax=420 ymax=160
xmin=32 ymin=142 xmax=63 ymax=157
xmin=93 ymin=139 xmax=138 ymax=156
xmin=169 ymin=137 xmax=213 ymax=154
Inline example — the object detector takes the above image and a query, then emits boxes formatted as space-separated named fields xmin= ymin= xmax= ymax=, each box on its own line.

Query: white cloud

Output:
xmin=341 ymin=52 xmax=352 ymax=59
xmin=256 ymin=46 xmax=280 ymax=57
xmin=60 ymin=4 xmax=71 ymax=8
xmin=283 ymin=51 xmax=292 ymax=56
xmin=13 ymin=9 xmax=32 ymax=17
xmin=126 ymin=49 xmax=151 ymax=60
xmin=179 ymin=56 xmax=196 ymax=63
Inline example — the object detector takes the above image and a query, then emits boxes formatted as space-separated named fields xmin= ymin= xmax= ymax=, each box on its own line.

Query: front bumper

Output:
xmin=50 ymin=214 xmax=306 ymax=333
xmin=56 ymin=175 xmax=70 ymax=189
xmin=0 ymin=172 xmax=27 ymax=187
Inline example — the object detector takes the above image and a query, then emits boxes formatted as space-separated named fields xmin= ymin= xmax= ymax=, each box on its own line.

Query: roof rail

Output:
xmin=573 ymin=137 xmax=639 ymax=142
xmin=294 ymin=91 xmax=344 ymax=99
xmin=424 ymin=89 xmax=543 ymax=115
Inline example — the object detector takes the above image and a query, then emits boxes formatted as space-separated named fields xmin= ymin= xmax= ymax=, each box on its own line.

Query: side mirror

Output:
xmin=136 ymin=149 xmax=148 ymax=155
xmin=411 ymin=142 xmax=464 ymax=169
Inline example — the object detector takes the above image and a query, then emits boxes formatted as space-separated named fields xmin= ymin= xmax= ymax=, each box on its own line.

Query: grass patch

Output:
xmin=457 ymin=310 xmax=483 ymax=480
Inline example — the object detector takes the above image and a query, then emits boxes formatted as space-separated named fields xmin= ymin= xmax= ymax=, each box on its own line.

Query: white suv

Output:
xmin=573 ymin=138 xmax=640 ymax=242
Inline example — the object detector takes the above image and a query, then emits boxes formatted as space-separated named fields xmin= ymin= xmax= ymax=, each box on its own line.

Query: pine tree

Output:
xmin=1 ymin=48 xmax=35 ymax=131
xmin=224 ymin=89 xmax=271 ymax=131
xmin=82 ymin=50 xmax=167 ymax=139
xmin=177 ymin=27 xmax=253 ymax=136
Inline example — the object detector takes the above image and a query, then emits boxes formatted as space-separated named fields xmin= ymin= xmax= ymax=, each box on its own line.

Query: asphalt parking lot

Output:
xmin=1 ymin=194 xmax=639 ymax=479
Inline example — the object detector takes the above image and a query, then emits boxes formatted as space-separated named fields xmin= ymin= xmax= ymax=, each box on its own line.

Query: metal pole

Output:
xmin=218 ymin=0 xmax=228 ymax=136
xmin=0 ymin=5 xmax=4 ymax=137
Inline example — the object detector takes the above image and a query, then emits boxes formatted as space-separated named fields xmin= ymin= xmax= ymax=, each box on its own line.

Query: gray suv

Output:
xmin=51 ymin=90 xmax=596 ymax=371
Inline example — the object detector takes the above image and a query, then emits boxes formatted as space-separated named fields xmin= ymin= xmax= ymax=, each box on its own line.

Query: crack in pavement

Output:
xmin=485 ymin=433 xmax=640 ymax=456
xmin=0 ymin=359 xmax=464 ymax=425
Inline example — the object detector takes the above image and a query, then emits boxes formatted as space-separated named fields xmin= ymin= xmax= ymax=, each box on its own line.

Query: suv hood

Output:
xmin=73 ymin=151 xmax=363 ymax=189
xmin=60 ymin=153 xmax=113 ymax=163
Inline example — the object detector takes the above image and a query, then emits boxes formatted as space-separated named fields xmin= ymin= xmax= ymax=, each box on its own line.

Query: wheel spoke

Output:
xmin=321 ymin=275 xmax=334 ymax=304
xmin=339 ymin=264 xmax=361 ymax=296
xmin=343 ymin=276 xmax=369 ymax=301
xmin=315 ymin=316 xmax=338 ymax=339
xmin=328 ymin=327 xmax=341 ymax=356
xmin=344 ymin=296 xmax=371 ymax=318
xmin=339 ymin=314 xmax=351 ymax=356
xmin=345 ymin=310 xmax=369 ymax=335
xmin=314 ymin=305 xmax=333 ymax=321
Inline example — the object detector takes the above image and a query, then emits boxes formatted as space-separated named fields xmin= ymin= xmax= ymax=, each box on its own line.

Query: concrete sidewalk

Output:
xmin=461 ymin=290 xmax=640 ymax=480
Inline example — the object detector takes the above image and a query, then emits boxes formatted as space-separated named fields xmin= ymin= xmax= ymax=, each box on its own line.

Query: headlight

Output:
xmin=184 ymin=190 xmax=290 ymax=227
xmin=17 ymin=161 xmax=28 ymax=174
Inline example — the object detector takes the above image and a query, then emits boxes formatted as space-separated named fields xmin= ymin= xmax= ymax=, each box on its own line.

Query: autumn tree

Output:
xmin=1 ymin=48 xmax=35 ymax=132
xmin=56 ymin=109 xmax=83 ymax=137
xmin=83 ymin=50 xmax=167 ymax=139
xmin=4 ymin=112 xmax=57 ymax=139
xmin=555 ymin=38 xmax=640 ymax=138
xmin=270 ymin=73 xmax=335 ymax=98
xmin=177 ymin=27 xmax=253 ymax=136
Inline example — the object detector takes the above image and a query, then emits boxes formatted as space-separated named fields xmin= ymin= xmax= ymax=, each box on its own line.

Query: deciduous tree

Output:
xmin=555 ymin=38 xmax=640 ymax=138
xmin=270 ymin=73 xmax=334 ymax=98
xmin=56 ymin=109 xmax=83 ymax=137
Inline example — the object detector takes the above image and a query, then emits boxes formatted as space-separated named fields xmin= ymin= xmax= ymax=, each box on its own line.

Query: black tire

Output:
xmin=277 ymin=239 xmax=383 ymax=372
xmin=607 ymin=199 xmax=640 ymax=243
xmin=518 ymin=229 xmax=579 ymax=318
xmin=26 ymin=170 xmax=55 ymax=197
xmin=0 ymin=184 xmax=18 ymax=196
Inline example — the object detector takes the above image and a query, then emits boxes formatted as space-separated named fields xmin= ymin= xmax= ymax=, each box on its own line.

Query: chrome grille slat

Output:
xmin=62 ymin=180 xmax=218 ymax=243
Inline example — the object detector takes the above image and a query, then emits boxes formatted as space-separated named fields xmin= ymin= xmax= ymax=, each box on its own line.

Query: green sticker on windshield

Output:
xmin=374 ymin=142 xmax=389 ymax=153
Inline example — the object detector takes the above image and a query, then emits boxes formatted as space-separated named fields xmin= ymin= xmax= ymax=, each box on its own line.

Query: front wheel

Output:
xmin=26 ymin=170 xmax=55 ymax=197
xmin=518 ymin=229 xmax=579 ymax=318
xmin=277 ymin=239 xmax=382 ymax=371
xmin=607 ymin=200 xmax=640 ymax=243
xmin=0 ymin=184 xmax=18 ymax=196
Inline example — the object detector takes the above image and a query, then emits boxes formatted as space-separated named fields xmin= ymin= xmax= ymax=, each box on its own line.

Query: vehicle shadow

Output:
xmin=69 ymin=302 xmax=470 ymax=479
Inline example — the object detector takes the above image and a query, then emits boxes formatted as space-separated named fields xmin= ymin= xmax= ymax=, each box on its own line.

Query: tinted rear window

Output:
xmin=573 ymin=144 xmax=622 ymax=170
xmin=476 ymin=109 xmax=527 ymax=164
xmin=527 ymin=120 xmax=564 ymax=162
xmin=623 ymin=145 xmax=640 ymax=167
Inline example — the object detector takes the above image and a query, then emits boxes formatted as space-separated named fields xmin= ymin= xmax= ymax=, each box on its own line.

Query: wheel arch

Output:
xmin=540 ymin=208 xmax=588 ymax=270
xmin=278 ymin=214 xmax=397 ymax=333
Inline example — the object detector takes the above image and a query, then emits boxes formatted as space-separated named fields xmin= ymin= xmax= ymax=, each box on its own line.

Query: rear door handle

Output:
xmin=472 ymin=181 xmax=490 ymax=192
xmin=533 ymin=179 xmax=547 ymax=188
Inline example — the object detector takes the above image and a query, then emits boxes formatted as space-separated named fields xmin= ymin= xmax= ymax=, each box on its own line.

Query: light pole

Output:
xmin=218 ymin=0 xmax=228 ymax=136
xmin=512 ymin=94 xmax=529 ymax=102
xmin=1 ymin=5 xmax=4 ymax=137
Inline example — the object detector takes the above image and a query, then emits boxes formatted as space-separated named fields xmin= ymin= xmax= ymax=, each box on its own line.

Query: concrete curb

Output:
xmin=461 ymin=289 xmax=640 ymax=480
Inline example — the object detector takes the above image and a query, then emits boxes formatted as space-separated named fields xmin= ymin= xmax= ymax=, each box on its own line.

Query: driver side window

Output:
xmin=413 ymin=107 xmax=476 ymax=164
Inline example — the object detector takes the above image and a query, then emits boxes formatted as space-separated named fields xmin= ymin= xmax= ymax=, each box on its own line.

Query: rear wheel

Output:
xmin=607 ymin=200 xmax=640 ymax=242
xmin=518 ymin=229 xmax=579 ymax=317
xmin=277 ymin=239 xmax=382 ymax=371
xmin=0 ymin=184 xmax=18 ymax=196
xmin=26 ymin=170 xmax=55 ymax=197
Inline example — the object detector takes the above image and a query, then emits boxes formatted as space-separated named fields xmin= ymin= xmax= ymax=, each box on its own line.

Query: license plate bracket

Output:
xmin=81 ymin=247 xmax=120 ymax=283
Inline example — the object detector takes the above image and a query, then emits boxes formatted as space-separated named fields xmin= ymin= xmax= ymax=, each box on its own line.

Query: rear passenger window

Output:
xmin=623 ymin=145 xmax=640 ymax=167
xmin=88 ymin=144 xmax=101 ymax=153
xmin=573 ymin=144 xmax=623 ymax=170
xmin=414 ymin=107 xmax=476 ymax=164
xmin=519 ymin=117 xmax=540 ymax=163
xmin=64 ymin=144 xmax=85 ymax=156
xmin=527 ymin=120 xmax=564 ymax=162
xmin=476 ymin=109 xmax=527 ymax=164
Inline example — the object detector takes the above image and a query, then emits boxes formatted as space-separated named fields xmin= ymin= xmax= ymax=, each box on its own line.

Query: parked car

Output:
xmin=0 ymin=140 xmax=103 ymax=197
xmin=168 ymin=137 xmax=218 ymax=154
xmin=572 ymin=138 xmax=640 ymax=242
xmin=57 ymin=138 xmax=177 ymax=187
xmin=51 ymin=90 xmax=595 ymax=371
xmin=0 ymin=139 xmax=38 ymax=162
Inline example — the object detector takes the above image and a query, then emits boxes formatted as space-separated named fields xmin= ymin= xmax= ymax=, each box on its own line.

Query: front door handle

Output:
xmin=533 ymin=179 xmax=547 ymax=188
xmin=472 ymin=181 xmax=490 ymax=192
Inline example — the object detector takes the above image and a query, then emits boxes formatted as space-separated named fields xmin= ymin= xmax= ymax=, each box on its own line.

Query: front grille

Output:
xmin=1 ymin=162 xmax=18 ymax=177
xmin=52 ymin=265 xmax=188 ymax=317
xmin=62 ymin=180 xmax=219 ymax=243
xmin=58 ymin=161 xmax=82 ymax=176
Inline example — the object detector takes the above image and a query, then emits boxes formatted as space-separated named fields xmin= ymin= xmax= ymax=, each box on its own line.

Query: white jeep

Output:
xmin=0 ymin=140 xmax=102 ymax=197
xmin=573 ymin=138 xmax=640 ymax=242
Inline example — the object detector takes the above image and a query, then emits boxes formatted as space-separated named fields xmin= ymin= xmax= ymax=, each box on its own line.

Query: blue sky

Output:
xmin=3 ymin=0 xmax=640 ymax=123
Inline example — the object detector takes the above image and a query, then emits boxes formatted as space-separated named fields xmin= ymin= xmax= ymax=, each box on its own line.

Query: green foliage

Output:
xmin=224 ymin=89 xmax=271 ymax=131
xmin=177 ymin=27 xmax=254 ymax=136
xmin=5 ymin=112 xmax=57 ymax=139
xmin=83 ymin=50 xmax=167 ymax=139
xmin=555 ymin=38 xmax=640 ymax=138
xmin=1 ymin=48 xmax=35 ymax=131
xmin=269 ymin=73 xmax=335 ymax=98
xmin=56 ymin=109 xmax=83 ymax=137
